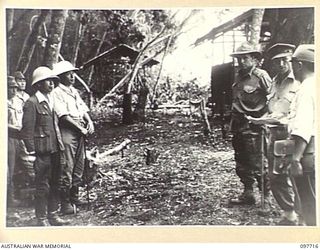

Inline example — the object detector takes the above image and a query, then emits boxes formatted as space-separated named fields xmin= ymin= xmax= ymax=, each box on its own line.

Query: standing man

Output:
xmin=7 ymin=76 xmax=22 ymax=207
xmin=51 ymin=60 xmax=94 ymax=214
xmin=14 ymin=71 xmax=35 ymax=190
xmin=288 ymin=44 xmax=315 ymax=226
xmin=21 ymin=66 xmax=68 ymax=226
xmin=250 ymin=44 xmax=301 ymax=224
xmin=229 ymin=42 xmax=272 ymax=205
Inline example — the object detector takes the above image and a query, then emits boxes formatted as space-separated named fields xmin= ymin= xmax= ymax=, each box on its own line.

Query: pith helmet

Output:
xmin=53 ymin=61 xmax=78 ymax=76
xmin=13 ymin=71 xmax=25 ymax=80
xmin=31 ymin=66 xmax=59 ymax=86
xmin=267 ymin=43 xmax=296 ymax=60
xmin=230 ymin=42 xmax=262 ymax=58
xmin=292 ymin=44 xmax=314 ymax=63
xmin=8 ymin=76 xmax=18 ymax=88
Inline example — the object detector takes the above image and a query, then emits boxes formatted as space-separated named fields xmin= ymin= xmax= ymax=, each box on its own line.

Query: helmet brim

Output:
xmin=31 ymin=75 xmax=60 ymax=86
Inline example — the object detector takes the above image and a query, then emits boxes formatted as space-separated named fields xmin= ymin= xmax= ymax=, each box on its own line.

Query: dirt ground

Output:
xmin=7 ymin=109 xmax=282 ymax=227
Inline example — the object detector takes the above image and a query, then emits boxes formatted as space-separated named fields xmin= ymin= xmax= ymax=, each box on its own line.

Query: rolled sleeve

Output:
xmin=290 ymin=83 xmax=315 ymax=143
xmin=52 ymin=88 xmax=70 ymax=118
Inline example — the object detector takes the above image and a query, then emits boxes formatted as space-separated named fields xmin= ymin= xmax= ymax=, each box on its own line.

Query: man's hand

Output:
xmin=80 ymin=127 xmax=88 ymax=136
xmin=289 ymin=160 xmax=303 ymax=177
xmin=86 ymin=120 xmax=95 ymax=134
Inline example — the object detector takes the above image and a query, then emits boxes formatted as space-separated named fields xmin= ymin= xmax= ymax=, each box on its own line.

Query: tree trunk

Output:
xmin=7 ymin=9 xmax=33 ymax=39
xmin=71 ymin=12 xmax=86 ymax=65
xmin=16 ymin=10 xmax=49 ymax=74
xmin=42 ymin=10 xmax=68 ymax=68
xmin=133 ymin=74 xmax=149 ymax=123
xmin=122 ymin=93 xmax=133 ymax=125
xmin=249 ymin=9 xmax=265 ymax=48
xmin=6 ymin=9 xmax=14 ymax=31
xmin=150 ymin=34 xmax=173 ymax=107
xmin=88 ymin=31 xmax=107 ymax=87
xmin=6 ymin=9 xmax=14 ymax=74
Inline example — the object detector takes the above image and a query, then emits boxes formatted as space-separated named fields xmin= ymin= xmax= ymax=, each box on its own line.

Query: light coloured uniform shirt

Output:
xmin=8 ymin=96 xmax=23 ymax=129
xmin=267 ymin=71 xmax=300 ymax=119
xmin=51 ymin=83 xmax=89 ymax=122
xmin=288 ymin=75 xmax=315 ymax=143
xmin=16 ymin=91 xmax=30 ymax=104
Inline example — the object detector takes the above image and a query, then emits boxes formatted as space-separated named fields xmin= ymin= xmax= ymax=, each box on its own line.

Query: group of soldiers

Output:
xmin=7 ymin=61 xmax=94 ymax=226
xmin=229 ymin=42 xmax=315 ymax=226
xmin=7 ymin=42 xmax=315 ymax=227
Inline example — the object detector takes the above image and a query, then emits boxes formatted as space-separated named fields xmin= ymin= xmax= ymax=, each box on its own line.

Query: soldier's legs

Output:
xmin=269 ymin=173 xmax=295 ymax=211
xmin=294 ymin=173 xmax=316 ymax=226
xmin=231 ymin=133 xmax=256 ymax=205
xmin=70 ymin=135 xmax=86 ymax=205
xmin=47 ymin=152 xmax=69 ymax=226
xmin=7 ymin=138 xmax=20 ymax=207
xmin=34 ymin=155 xmax=51 ymax=223
xmin=60 ymin=129 xmax=78 ymax=214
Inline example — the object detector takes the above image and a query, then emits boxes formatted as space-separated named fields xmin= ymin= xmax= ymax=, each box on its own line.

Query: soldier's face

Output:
xmin=237 ymin=54 xmax=256 ymax=70
xmin=291 ymin=59 xmax=303 ymax=82
xmin=16 ymin=77 xmax=26 ymax=90
xmin=273 ymin=56 xmax=291 ymax=75
xmin=38 ymin=79 xmax=55 ymax=94
xmin=60 ymin=71 xmax=75 ymax=86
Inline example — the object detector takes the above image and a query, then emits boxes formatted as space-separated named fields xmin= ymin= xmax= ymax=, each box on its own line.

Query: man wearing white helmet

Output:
xmin=21 ymin=66 xmax=68 ymax=226
xmin=287 ymin=44 xmax=315 ymax=226
xmin=51 ymin=60 xmax=94 ymax=214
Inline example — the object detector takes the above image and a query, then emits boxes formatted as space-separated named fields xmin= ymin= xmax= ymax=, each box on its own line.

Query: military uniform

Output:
xmin=288 ymin=75 xmax=316 ymax=226
xmin=230 ymin=66 xmax=272 ymax=202
xmin=21 ymin=67 xmax=68 ymax=226
xmin=8 ymin=83 xmax=23 ymax=206
xmin=266 ymin=71 xmax=300 ymax=214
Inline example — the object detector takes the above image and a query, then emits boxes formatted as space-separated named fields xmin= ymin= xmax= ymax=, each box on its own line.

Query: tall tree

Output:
xmin=249 ymin=8 xmax=265 ymax=48
xmin=16 ymin=10 xmax=49 ymax=74
xmin=42 ymin=10 xmax=68 ymax=68
xmin=6 ymin=9 xmax=14 ymax=73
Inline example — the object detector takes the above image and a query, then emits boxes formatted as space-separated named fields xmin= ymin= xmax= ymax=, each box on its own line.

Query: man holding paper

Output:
xmin=252 ymin=43 xmax=301 ymax=225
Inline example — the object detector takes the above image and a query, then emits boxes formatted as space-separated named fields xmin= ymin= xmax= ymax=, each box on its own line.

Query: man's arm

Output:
xmin=60 ymin=115 xmax=88 ymax=135
xmin=21 ymin=100 xmax=36 ymax=154
xmin=83 ymin=112 xmax=94 ymax=134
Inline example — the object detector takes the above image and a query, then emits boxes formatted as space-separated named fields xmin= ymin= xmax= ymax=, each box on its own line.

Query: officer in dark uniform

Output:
xmin=229 ymin=42 xmax=272 ymax=205
xmin=21 ymin=67 xmax=69 ymax=226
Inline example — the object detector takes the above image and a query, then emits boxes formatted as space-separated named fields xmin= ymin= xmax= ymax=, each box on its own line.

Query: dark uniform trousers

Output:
xmin=231 ymin=113 xmax=270 ymax=193
xmin=34 ymin=152 xmax=62 ymax=219
xmin=266 ymin=125 xmax=295 ymax=211
xmin=294 ymin=136 xmax=315 ymax=226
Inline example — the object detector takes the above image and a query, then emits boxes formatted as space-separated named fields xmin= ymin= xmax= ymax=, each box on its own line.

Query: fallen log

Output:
xmin=86 ymin=139 xmax=131 ymax=164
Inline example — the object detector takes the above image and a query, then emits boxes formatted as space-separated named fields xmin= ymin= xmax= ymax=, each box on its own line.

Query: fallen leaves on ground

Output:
xmin=7 ymin=110 xmax=281 ymax=227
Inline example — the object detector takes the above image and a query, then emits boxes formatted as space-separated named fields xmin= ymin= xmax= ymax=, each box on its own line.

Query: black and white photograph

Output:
xmin=5 ymin=5 xmax=316 ymax=232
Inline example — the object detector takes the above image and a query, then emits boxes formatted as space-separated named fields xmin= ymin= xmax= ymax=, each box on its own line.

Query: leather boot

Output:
xmin=60 ymin=189 xmax=75 ymax=215
xmin=70 ymin=186 xmax=87 ymax=206
xmin=48 ymin=212 xmax=70 ymax=226
xmin=229 ymin=188 xmax=256 ymax=205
